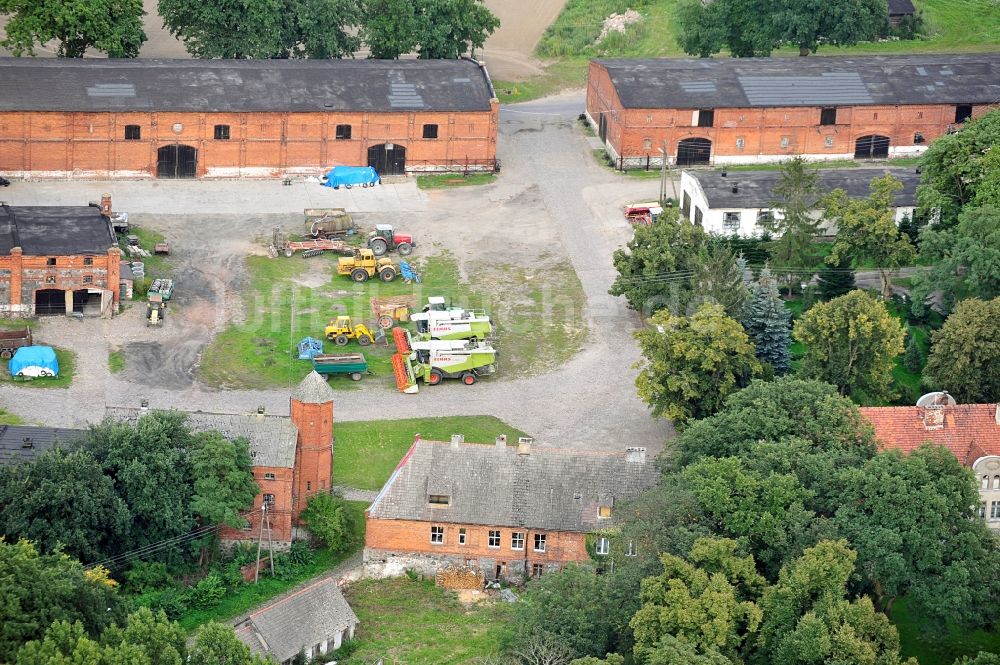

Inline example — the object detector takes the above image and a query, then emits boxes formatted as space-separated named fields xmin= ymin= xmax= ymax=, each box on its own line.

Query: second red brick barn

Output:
xmin=586 ymin=54 xmax=1000 ymax=168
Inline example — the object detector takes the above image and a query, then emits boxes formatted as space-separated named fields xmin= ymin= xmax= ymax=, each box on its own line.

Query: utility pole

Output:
xmin=658 ymin=140 xmax=677 ymax=206
xmin=254 ymin=504 xmax=275 ymax=583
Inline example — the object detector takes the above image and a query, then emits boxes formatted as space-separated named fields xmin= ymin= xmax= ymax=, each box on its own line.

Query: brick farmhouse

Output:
xmin=0 ymin=199 xmax=120 ymax=317
xmin=364 ymin=437 xmax=658 ymax=582
xmin=0 ymin=58 xmax=498 ymax=179
xmin=586 ymin=54 xmax=1000 ymax=168
xmin=860 ymin=396 xmax=1000 ymax=530
xmin=107 ymin=371 xmax=336 ymax=545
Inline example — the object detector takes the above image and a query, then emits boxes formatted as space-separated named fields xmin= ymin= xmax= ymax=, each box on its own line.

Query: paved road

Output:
xmin=0 ymin=92 xmax=672 ymax=454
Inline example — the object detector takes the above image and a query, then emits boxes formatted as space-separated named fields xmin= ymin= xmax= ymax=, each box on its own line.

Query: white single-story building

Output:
xmin=679 ymin=167 xmax=920 ymax=237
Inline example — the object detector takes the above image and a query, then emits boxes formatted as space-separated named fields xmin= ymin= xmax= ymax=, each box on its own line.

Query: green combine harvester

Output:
xmin=391 ymin=328 xmax=497 ymax=393
xmin=408 ymin=296 xmax=493 ymax=341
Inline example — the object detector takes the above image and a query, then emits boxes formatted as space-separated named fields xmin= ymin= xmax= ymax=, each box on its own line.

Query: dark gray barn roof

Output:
xmin=0 ymin=425 xmax=84 ymax=464
xmin=368 ymin=440 xmax=658 ymax=533
xmin=689 ymin=167 xmax=920 ymax=209
xmin=234 ymin=578 xmax=358 ymax=663
xmin=0 ymin=58 xmax=496 ymax=113
xmin=0 ymin=205 xmax=117 ymax=256
xmin=595 ymin=54 xmax=1000 ymax=108
xmin=887 ymin=0 xmax=916 ymax=15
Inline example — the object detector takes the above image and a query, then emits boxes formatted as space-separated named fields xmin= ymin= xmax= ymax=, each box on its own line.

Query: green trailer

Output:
xmin=312 ymin=353 xmax=369 ymax=381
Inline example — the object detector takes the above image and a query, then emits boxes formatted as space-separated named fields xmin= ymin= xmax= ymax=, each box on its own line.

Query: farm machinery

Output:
xmin=323 ymin=316 xmax=376 ymax=346
xmin=337 ymin=248 xmax=398 ymax=283
xmin=368 ymin=224 xmax=415 ymax=256
xmin=409 ymin=296 xmax=493 ymax=341
xmin=304 ymin=208 xmax=356 ymax=238
xmin=391 ymin=327 xmax=497 ymax=393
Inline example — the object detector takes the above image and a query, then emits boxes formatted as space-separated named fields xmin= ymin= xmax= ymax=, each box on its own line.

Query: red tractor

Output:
xmin=368 ymin=224 xmax=415 ymax=256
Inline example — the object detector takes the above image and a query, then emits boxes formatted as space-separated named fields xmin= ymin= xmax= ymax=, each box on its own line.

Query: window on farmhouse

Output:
xmin=213 ymin=124 xmax=230 ymax=140
xmin=428 ymin=494 xmax=450 ymax=506
xmin=511 ymin=532 xmax=525 ymax=550
xmin=124 ymin=125 xmax=140 ymax=141
xmin=736 ymin=137 xmax=745 ymax=150
xmin=979 ymin=503 xmax=987 ymax=519
xmin=335 ymin=124 xmax=352 ymax=140
xmin=984 ymin=476 xmax=990 ymax=490
xmin=533 ymin=534 xmax=546 ymax=552
xmin=914 ymin=132 xmax=925 ymax=144
xmin=820 ymin=107 xmax=837 ymax=125
xmin=626 ymin=540 xmax=637 ymax=557
xmin=780 ymin=136 xmax=790 ymax=149
xmin=955 ymin=105 xmax=973 ymax=123
xmin=681 ymin=192 xmax=691 ymax=216
xmin=263 ymin=493 xmax=275 ymax=504
xmin=488 ymin=530 xmax=500 ymax=548
xmin=757 ymin=210 xmax=774 ymax=225
xmin=697 ymin=109 xmax=714 ymax=127
xmin=694 ymin=207 xmax=703 ymax=226
xmin=596 ymin=537 xmax=610 ymax=555
xmin=991 ymin=501 xmax=1000 ymax=520
xmin=430 ymin=525 xmax=444 ymax=544
xmin=598 ymin=506 xmax=612 ymax=519
xmin=264 ymin=472 xmax=275 ymax=480
xmin=723 ymin=212 xmax=741 ymax=232
xmin=993 ymin=476 xmax=1000 ymax=490
xmin=643 ymin=137 xmax=652 ymax=151
xmin=83 ymin=257 xmax=93 ymax=266
xmin=422 ymin=124 xmax=439 ymax=139
xmin=46 ymin=258 xmax=56 ymax=266
xmin=458 ymin=528 xmax=467 ymax=545
xmin=825 ymin=136 xmax=834 ymax=148
xmin=82 ymin=275 xmax=93 ymax=284
xmin=531 ymin=563 xmax=544 ymax=577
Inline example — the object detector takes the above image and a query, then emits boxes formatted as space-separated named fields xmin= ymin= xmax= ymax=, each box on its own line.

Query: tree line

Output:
xmin=0 ymin=0 xmax=499 ymax=60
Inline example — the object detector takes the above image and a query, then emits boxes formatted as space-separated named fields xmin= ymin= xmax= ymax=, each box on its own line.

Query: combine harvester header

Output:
xmin=391 ymin=327 xmax=497 ymax=393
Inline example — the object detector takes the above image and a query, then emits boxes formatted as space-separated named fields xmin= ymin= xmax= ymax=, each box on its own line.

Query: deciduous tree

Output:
xmin=158 ymin=0 xmax=295 ymax=58
xmin=299 ymin=492 xmax=357 ymax=554
xmin=635 ymin=303 xmax=761 ymax=424
xmin=189 ymin=433 xmax=258 ymax=562
xmin=793 ymin=290 xmax=905 ymax=399
xmin=675 ymin=0 xmax=776 ymax=57
xmin=188 ymin=623 xmax=268 ymax=665
xmin=0 ymin=0 xmax=146 ymax=57
xmin=291 ymin=0 xmax=362 ymax=58
xmin=917 ymin=108 xmax=1000 ymax=227
xmin=824 ymin=175 xmax=916 ymax=298
xmin=772 ymin=0 xmax=888 ymax=55
xmin=359 ymin=0 xmax=419 ymax=58
xmin=741 ymin=268 xmax=792 ymax=375
xmin=414 ymin=0 xmax=499 ymax=58
xmin=923 ymin=296 xmax=1000 ymax=402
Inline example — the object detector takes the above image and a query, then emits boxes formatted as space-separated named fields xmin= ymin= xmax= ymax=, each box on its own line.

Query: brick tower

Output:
xmin=289 ymin=371 xmax=335 ymax=522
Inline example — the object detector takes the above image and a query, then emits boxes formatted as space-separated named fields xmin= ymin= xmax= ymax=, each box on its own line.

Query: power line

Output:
xmin=86 ymin=523 xmax=223 ymax=570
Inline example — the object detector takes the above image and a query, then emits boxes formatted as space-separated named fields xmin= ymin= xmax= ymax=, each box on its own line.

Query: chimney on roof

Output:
xmin=21 ymin=436 xmax=32 ymax=449
xmin=450 ymin=434 xmax=464 ymax=448
xmin=100 ymin=194 xmax=112 ymax=216
xmin=517 ymin=437 xmax=533 ymax=455
xmin=923 ymin=405 xmax=945 ymax=430
xmin=495 ymin=434 xmax=507 ymax=449
xmin=140 ymin=399 xmax=149 ymax=411
xmin=626 ymin=447 xmax=646 ymax=464
xmin=731 ymin=184 xmax=739 ymax=194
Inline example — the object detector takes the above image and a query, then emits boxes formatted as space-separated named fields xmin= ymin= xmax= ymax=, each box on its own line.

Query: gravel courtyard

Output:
xmin=0 ymin=92 xmax=672 ymax=453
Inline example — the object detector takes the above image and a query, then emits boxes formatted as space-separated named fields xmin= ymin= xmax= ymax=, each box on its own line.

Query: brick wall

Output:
xmin=222 ymin=465 xmax=294 ymax=544
xmin=0 ymin=247 xmax=120 ymax=316
xmin=0 ymin=107 xmax=499 ymax=178
xmin=365 ymin=517 xmax=589 ymax=581
xmin=290 ymin=396 xmax=334 ymax=522
xmin=586 ymin=61 xmax=991 ymax=166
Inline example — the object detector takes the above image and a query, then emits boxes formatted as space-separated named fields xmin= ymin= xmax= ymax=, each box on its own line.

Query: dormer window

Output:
xmin=428 ymin=494 xmax=450 ymax=506
xmin=21 ymin=437 xmax=32 ymax=449
xmin=598 ymin=506 xmax=613 ymax=519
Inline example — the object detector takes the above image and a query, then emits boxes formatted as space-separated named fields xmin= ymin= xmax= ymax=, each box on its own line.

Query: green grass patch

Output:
xmin=176 ymin=501 xmax=366 ymax=632
xmin=416 ymin=173 xmax=497 ymax=189
xmin=0 ymin=318 xmax=36 ymax=330
xmin=494 ymin=58 xmax=589 ymax=104
xmin=108 ymin=349 xmax=125 ymax=374
xmin=333 ymin=416 xmax=530 ymax=491
xmin=0 ymin=409 xmax=24 ymax=425
xmin=0 ymin=346 xmax=76 ymax=388
xmin=340 ymin=577 xmax=512 ymax=665
xmin=894 ymin=596 xmax=1000 ymax=665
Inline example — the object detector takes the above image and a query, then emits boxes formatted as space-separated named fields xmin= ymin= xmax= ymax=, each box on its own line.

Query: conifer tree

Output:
xmin=742 ymin=268 xmax=792 ymax=375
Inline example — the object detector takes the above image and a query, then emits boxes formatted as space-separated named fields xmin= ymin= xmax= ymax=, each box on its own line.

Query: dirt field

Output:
xmin=0 ymin=0 xmax=567 ymax=80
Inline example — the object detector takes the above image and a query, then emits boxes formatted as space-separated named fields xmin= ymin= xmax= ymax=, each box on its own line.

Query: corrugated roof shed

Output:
xmin=0 ymin=58 xmax=496 ymax=113
xmin=0 ymin=425 xmax=85 ymax=464
xmin=595 ymin=54 xmax=1000 ymax=108
xmin=0 ymin=205 xmax=116 ymax=256
xmin=860 ymin=404 xmax=1000 ymax=464
xmin=690 ymin=167 xmax=920 ymax=209
xmin=105 ymin=407 xmax=297 ymax=468
xmin=234 ymin=577 xmax=358 ymax=663
xmin=368 ymin=440 xmax=659 ymax=533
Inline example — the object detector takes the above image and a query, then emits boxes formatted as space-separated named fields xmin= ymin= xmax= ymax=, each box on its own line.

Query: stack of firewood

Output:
xmin=435 ymin=565 xmax=483 ymax=590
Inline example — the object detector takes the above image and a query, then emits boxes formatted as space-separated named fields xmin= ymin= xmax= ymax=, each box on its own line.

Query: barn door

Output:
xmin=854 ymin=135 xmax=890 ymax=159
xmin=598 ymin=113 xmax=608 ymax=143
xmin=676 ymin=138 xmax=712 ymax=166
xmin=157 ymin=144 xmax=198 ymax=178
xmin=367 ymin=144 xmax=406 ymax=176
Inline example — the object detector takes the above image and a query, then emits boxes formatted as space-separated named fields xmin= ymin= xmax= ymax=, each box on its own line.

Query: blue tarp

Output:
xmin=321 ymin=166 xmax=380 ymax=190
xmin=297 ymin=337 xmax=324 ymax=360
xmin=9 ymin=345 xmax=59 ymax=378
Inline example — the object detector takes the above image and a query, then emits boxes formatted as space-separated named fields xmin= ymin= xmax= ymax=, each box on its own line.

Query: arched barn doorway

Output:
xmin=367 ymin=143 xmax=406 ymax=176
xmin=854 ymin=135 xmax=890 ymax=159
xmin=157 ymin=144 xmax=198 ymax=178
xmin=676 ymin=138 xmax=712 ymax=166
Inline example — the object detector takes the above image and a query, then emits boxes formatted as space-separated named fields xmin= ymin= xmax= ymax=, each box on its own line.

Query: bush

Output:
xmin=287 ymin=540 xmax=315 ymax=567
xmin=189 ymin=573 xmax=227 ymax=609
xmin=299 ymin=492 xmax=357 ymax=554
xmin=124 ymin=561 xmax=173 ymax=592
xmin=147 ymin=587 xmax=189 ymax=619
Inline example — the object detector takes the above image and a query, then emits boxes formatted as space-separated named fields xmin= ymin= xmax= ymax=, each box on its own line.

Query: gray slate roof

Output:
xmin=887 ymin=0 xmax=916 ymax=15
xmin=292 ymin=370 xmax=335 ymax=404
xmin=0 ymin=425 xmax=84 ymax=465
xmin=234 ymin=577 xmax=358 ymax=663
xmin=0 ymin=58 xmax=496 ymax=113
xmin=595 ymin=54 xmax=1000 ymax=108
xmin=368 ymin=440 xmax=659 ymax=533
xmin=690 ymin=167 xmax=920 ymax=209
xmin=0 ymin=205 xmax=117 ymax=256
xmin=105 ymin=407 xmax=297 ymax=468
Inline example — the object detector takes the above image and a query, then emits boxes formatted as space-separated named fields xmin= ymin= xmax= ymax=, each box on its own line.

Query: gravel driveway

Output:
xmin=0 ymin=92 xmax=672 ymax=454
